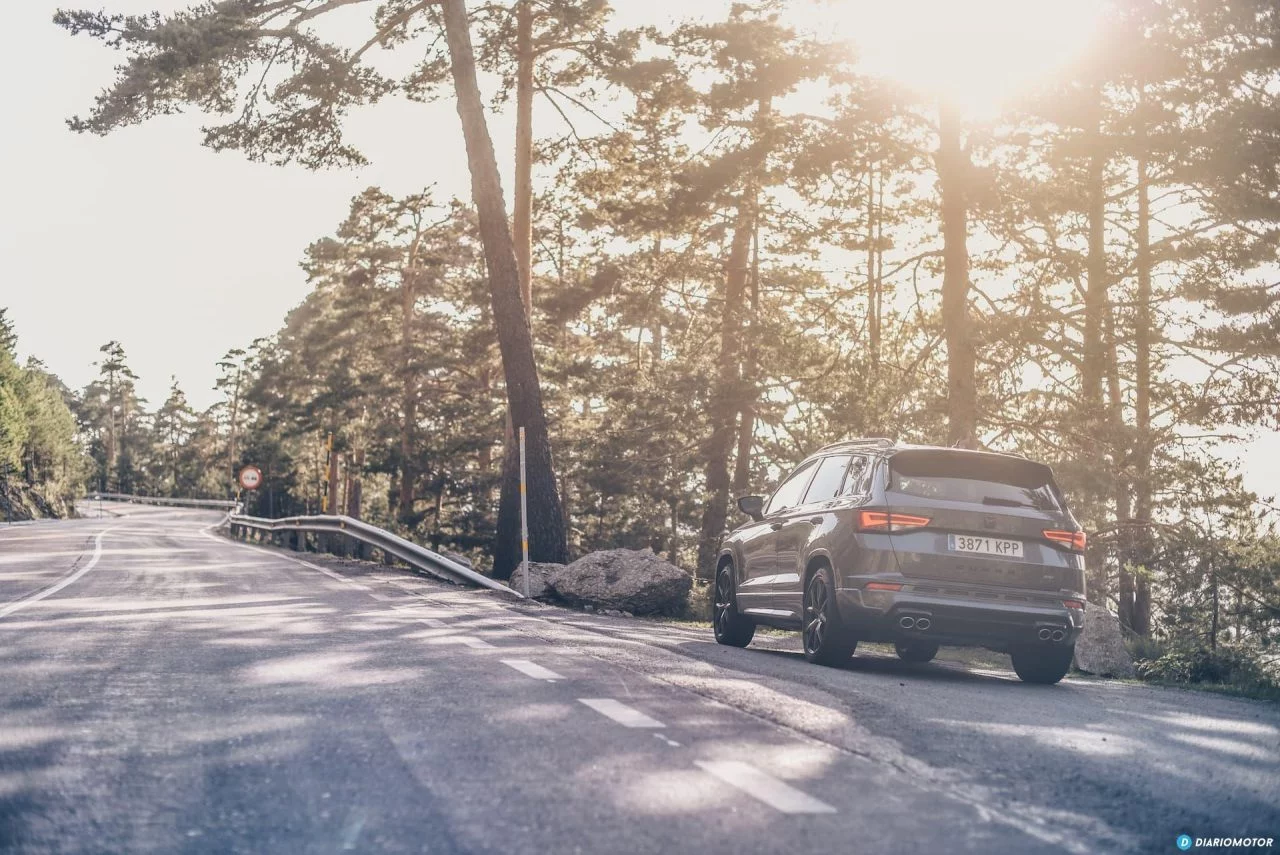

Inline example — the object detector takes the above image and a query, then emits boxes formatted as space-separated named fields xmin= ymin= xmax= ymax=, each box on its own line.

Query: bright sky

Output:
xmin=3 ymin=0 xmax=1277 ymax=497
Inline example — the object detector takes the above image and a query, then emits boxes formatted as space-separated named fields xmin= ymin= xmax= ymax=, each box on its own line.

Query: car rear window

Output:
xmin=888 ymin=451 xmax=1061 ymax=512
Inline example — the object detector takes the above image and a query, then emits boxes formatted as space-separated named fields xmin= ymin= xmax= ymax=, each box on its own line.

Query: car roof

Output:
xmin=808 ymin=439 xmax=1033 ymax=464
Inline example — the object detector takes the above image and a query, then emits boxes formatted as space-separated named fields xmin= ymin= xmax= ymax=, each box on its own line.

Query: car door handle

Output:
xmin=809 ymin=517 xmax=823 ymax=525
xmin=770 ymin=522 xmax=784 ymax=530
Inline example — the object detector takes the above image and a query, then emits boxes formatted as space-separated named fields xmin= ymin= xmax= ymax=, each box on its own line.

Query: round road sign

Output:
xmin=238 ymin=466 xmax=263 ymax=491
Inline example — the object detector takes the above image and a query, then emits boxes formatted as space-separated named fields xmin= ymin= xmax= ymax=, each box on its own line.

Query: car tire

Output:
xmin=894 ymin=640 xmax=939 ymax=664
xmin=1010 ymin=643 xmax=1074 ymax=684
xmin=802 ymin=565 xmax=856 ymax=665
xmin=713 ymin=564 xmax=755 ymax=648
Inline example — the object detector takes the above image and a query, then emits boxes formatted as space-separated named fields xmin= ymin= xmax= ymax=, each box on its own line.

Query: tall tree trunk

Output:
xmin=347 ymin=447 xmax=364 ymax=518
xmin=1082 ymin=109 xmax=1108 ymax=415
xmin=697 ymin=198 xmax=754 ymax=579
xmin=513 ymin=0 xmax=534 ymax=316
xmin=442 ymin=0 xmax=568 ymax=578
xmin=867 ymin=162 xmax=881 ymax=370
xmin=227 ymin=371 xmax=241 ymax=493
xmin=398 ymin=270 xmax=418 ymax=524
xmin=936 ymin=102 xmax=977 ymax=448
xmin=326 ymin=442 xmax=340 ymax=516
xmin=1132 ymin=115 xmax=1154 ymax=637
xmin=1105 ymin=306 xmax=1134 ymax=628
xmin=1082 ymin=102 xmax=1110 ymax=606
xmin=732 ymin=219 xmax=761 ymax=494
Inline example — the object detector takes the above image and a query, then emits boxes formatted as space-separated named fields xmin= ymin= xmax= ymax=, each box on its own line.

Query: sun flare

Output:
xmin=815 ymin=0 xmax=1108 ymax=116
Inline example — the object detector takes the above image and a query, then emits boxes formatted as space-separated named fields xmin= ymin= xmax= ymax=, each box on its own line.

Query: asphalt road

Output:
xmin=0 ymin=506 xmax=1276 ymax=854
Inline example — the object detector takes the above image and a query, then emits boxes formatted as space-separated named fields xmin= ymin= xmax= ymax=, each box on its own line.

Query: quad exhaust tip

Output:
xmin=1039 ymin=628 xmax=1067 ymax=642
xmin=1038 ymin=628 xmax=1053 ymax=641
xmin=1051 ymin=629 xmax=1066 ymax=642
xmin=898 ymin=615 xmax=931 ymax=631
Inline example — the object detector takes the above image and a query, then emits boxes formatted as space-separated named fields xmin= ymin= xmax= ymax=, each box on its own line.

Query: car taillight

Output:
xmin=858 ymin=510 xmax=932 ymax=532
xmin=1043 ymin=529 xmax=1086 ymax=552
xmin=1062 ymin=599 xmax=1085 ymax=610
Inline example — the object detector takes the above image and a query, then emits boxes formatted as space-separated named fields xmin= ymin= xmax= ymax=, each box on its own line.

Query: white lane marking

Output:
xmin=423 ymin=635 xmax=495 ymax=649
xmin=694 ymin=761 xmax=836 ymax=815
xmin=501 ymin=659 xmax=564 ymax=681
xmin=655 ymin=734 xmax=682 ymax=748
xmin=578 ymin=698 xmax=664 ymax=729
xmin=0 ymin=528 xmax=116 ymax=619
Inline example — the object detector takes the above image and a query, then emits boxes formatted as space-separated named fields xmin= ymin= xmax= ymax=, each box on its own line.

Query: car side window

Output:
xmin=840 ymin=455 xmax=870 ymax=495
xmin=802 ymin=455 xmax=853 ymax=504
xmin=764 ymin=459 xmax=818 ymax=516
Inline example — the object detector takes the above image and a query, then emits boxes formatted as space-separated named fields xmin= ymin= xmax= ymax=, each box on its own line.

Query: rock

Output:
xmin=505 ymin=561 xmax=563 ymax=600
xmin=1073 ymin=605 xmax=1137 ymax=678
xmin=602 ymin=609 xmax=623 ymax=617
xmin=548 ymin=549 xmax=692 ymax=616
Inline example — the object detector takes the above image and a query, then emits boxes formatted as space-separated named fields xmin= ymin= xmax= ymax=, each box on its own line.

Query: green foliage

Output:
xmin=0 ymin=309 xmax=88 ymax=517
xmin=1134 ymin=642 xmax=1280 ymax=699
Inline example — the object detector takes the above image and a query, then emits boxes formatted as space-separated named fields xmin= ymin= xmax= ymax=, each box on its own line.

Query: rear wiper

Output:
xmin=981 ymin=496 xmax=1034 ymax=508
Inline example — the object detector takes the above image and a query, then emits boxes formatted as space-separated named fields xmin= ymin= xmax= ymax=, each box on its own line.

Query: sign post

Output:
xmin=519 ymin=427 xmax=529 ymax=598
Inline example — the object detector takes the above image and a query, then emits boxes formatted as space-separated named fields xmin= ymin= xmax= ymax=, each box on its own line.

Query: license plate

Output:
xmin=948 ymin=534 xmax=1023 ymax=558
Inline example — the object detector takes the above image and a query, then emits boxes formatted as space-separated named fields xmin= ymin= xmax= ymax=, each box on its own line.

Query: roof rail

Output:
xmin=816 ymin=437 xmax=897 ymax=453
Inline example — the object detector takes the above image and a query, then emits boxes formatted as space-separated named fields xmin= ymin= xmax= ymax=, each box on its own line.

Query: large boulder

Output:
xmin=1073 ymin=606 xmax=1137 ymax=678
xmin=505 ymin=561 xmax=563 ymax=600
xmin=548 ymin=549 xmax=691 ymax=615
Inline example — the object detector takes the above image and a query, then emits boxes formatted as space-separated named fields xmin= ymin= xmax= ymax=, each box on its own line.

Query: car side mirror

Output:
xmin=737 ymin=495 xmax=765 ymax=522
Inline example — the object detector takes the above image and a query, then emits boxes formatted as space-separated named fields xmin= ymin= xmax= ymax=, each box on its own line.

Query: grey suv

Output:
xmin=713 ymin=439 xmax=1086 ymax=684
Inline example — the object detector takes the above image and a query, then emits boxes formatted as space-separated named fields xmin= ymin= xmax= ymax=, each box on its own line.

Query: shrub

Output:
xmin=1135 ymin=643 xmax=1276 ymax=695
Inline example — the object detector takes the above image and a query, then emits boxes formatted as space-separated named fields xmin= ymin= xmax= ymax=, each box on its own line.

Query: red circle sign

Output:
xmin=238 ymin=466 xmax=263 ymax=491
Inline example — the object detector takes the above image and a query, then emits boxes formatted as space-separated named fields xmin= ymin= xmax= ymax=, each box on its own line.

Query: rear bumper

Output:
xmin=835 ymin=583 xmax=1083 ymax=650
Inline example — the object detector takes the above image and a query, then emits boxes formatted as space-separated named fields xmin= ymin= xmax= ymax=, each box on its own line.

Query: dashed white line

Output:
xmin=654 ymin=734 xmax=681 ymax=748
xmin=424 ymin=635 xmax=496 ymax=649
xmin=500 ymin=659 xmax=564 ymax=681
xmin=695 ymin=761 xmax=836 ymax=814
xmin=0 ymin=527 xmax=116 ymax=619
xmin=578 ymin=698 xmax=665 ymax=729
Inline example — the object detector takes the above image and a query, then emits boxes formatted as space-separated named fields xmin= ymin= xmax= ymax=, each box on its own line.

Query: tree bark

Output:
xmin=398 ymin=268 xmax=418 ymax=525
xmin=513 ymin=0 xmax=535 ymax=317
xmin=867 ymin=162 xmax=881 ymax=370
xmin=1132 ymin=114 xmax=1154 ymax=637
xmin=326 ymin=441 xmax=340 ymax=516
xmin=1082 ymin=105 xmax=1107 ymax=416
xmin=441 ymin=0 xmax=568 ymax=577
xmin=347 ymin=447 xmax=364 ymax=518
xmin=936 ymin=102 xmax=977 ymax=449
xmin=731 ymin=219 xmax=761 ymax=494
xmin=697 ymin=198 xmax=754 ymax=579
xmin=1104 ymin=305 xmax=1134 ymax=629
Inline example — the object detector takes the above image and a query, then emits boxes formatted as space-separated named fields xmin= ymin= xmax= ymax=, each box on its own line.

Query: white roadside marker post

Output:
xmin=519 ymin=427 xmax=530 ymax=599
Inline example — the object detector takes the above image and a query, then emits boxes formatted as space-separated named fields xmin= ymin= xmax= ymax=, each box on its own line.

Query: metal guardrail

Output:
xmin=226 ymin=513 xmax=520 ymax=597
xmin=89 ymin=493 xmax=241 ymax=510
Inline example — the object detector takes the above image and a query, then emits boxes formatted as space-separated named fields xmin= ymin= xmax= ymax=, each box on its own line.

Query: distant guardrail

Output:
xmin=88 ymin=493 xmax=241 ymax=511
xmin=226 ymin=513 xmax=519 ymax=597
